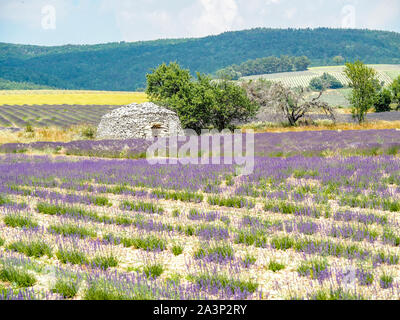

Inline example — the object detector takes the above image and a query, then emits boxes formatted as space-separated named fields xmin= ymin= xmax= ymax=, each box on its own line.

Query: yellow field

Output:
xmin=0 ymin=90 xmax=148 ymax=106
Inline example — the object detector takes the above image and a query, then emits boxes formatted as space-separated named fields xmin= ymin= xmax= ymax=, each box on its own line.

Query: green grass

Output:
xmin=270 ymin=236 xmax=295 ymax=251
xmin=48 ymin=223 xmax=97 ymax=239
xmin=310 ymin=287 xmax=364 ymax=300
xmin=267 ymin=260 xmax=286 ymax=272
xmin=243 ymin=254 xmax=257 ymax=267
xmin=207 ymin=195 xmax=255 ymax=208
xmin=380 ymin=273 xmax=394 ymax=289
xmin=4 ymin=214 xmax=38 ymax=229
xmin=0 ymin=194 xmax=13 ymax=206
xmin=56 ymin=249 xmax=89 ymax=265
xmin=194 ymin=243 xmax=234 ymax=260
xmin=143 ymin=263 xmax=164 ymax=278
xmin=83 ymin=279 xmax=155 ymax=300
xmin=91 ymin=255 xmax=119 ymax=270
xmin=0 ymin=266 xmax=37 ymax=288
xmin=171 ymin=244 xmax=184 ymax=256
xmin=36 ymin=202 xmax=101 ymax=220
xmin=52 ymin=277 xmax=80 ymax=299
xmin=297 ymin=258 xmax=329 ymax=279
xmin=190 ymin=272 xmax=258 ymax=294
xmin=235 ymin=229 xmax=268 ymax=247
xmin=118 ymin=235 xmax=167 ymax=251
xmin=7 ymin=240 xmax=53 ymax=258
xmin=121 ymin=200 xmax=164 ymax=214
xmin=151 ymin=189 xmax=204 ymax=203
xmin=90 ymin=196 xmax=112 ymax=207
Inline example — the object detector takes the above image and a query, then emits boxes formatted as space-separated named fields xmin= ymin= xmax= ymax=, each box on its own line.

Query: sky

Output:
xmin=0 ymin=0 xmax=399 ymax=46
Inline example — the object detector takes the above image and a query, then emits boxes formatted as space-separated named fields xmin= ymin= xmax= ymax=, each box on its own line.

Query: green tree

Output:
xmin=216 ymin=67 xmax=242 ymax=80
xmin=391 ymin=76 xmax=400 ymax=110
xmin=146 ymin=62 xmax=191 ymax=101
xmin=146 ymin=63 xmax=257 ymax=133
xmin=333 ymin=56 xmax=345 ymax=65
xmin=374 ymin=88 xmax=392 ymax=113
xmin=212 ymin=80 xmax=259 ymax=130
xmin=344 ymin=61 xmax=379 ymax=124
xmin=294 ymin=56 xmax=311 ymax=71
xmin=309 ymin=73 xmax=343 ymax=91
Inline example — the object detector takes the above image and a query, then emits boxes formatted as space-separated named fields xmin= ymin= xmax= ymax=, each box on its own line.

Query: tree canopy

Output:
xmin=216 ymin=55 xmax=311 ymax=80
xmin=146 ymin=63 xmax=258 ymax=133
xmin=344 ymin=61 xmax=380 ymax=123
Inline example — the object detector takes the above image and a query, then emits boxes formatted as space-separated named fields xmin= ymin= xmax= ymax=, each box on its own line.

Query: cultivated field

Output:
xmin=0 ymin=91 xmax=148 ymax=128
xmin=1 ymin=130 xmax=400 ymax=300
xmin=0 ymin=105 xmax=119 ymax=128
xmin=241 ymin=64 xmax=400 ymax=88
xmin=0 ymin=91 xmax=148 ymax=107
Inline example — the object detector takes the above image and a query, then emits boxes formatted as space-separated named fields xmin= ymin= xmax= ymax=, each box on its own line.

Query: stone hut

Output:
xmin=96 ymin=102 xmax=184 ymax=140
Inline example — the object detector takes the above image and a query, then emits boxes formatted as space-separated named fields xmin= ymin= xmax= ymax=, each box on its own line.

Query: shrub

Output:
xmin=267 ymin=260 xmax=286 ymax=272
xmin=191 ymin=272 xmax=258 ymax=294
xmin=56 ymin=249 xmax=89 ymax=265
xmin=380 ymin=273 xmax=394 ymax=289
xmin=235 ymin=229 xmax=268 ymax=247
xmin=91 ymin=255 xmax=119 ymax=270
xmin=171 ymin=244 xmax=183 ymax=256
xmin=90 ymin=196 xmax=112 ymax=207
xmin=4 ymin=214 xmax=38 ymax=229
xmin=297 ymin=258 xmax=329 ymax=279
xmin=84 ymin=279 xmax=154 ymax=300
xmin=310 ymin=73 xmax=343 ymax=91
xmin=36 ymin=202 xmax=100 ymax=221
xmin=207 ymin=195 xmax=255 ymax=208
xmin=0 ymin=266 xmax=36 ymax=288
xmin=311 ymin=288 xmax=363 ymax=300
xmin=48 ymin=224 xmax=97 ymax=239
xmin=120 ymin=235 xmax=167 ymax=251
xmin=194 ymin=243 xmax=234 ymax=261
xmin=121 ymin=200 xmax=164 ymax=214
xmin=81 ymin=125 xmax=96 ymax=139
xmin=0 ymin=194 xmax=12 ymax=206
xmin=271 ymin=236 xmax=294 ymax=250
xmin=143 ymin=263 xmax=164 ymax=278
xmin=375 ymin=88 xmax=392 ymax=113
xmin=8 ymin=240 xmax=53 ymax=258
xmin=52 ymin=277 xmax=80 ymax=299
xmin=152 ymin=189 xmax=203 ymax=203
xmin=243 ymin=254 xmax=257 ymax=267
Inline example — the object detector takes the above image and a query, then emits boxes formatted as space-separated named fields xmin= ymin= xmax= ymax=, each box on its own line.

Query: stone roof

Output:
xmin=102 ymin=102 xmax=177 ymax=119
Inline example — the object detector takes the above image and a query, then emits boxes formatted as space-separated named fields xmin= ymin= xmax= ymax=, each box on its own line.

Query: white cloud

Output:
xmin=0 ymin=0 xmax=399 ymax=45
xmin=191 ymin=0 xmax=241 ymax=36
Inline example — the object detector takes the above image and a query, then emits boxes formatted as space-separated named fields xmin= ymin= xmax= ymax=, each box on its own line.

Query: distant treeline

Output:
xmin=216 ymin=55 xmax=311 ymax=80
xmin=0 ymin=78 xmax=54 ymax=90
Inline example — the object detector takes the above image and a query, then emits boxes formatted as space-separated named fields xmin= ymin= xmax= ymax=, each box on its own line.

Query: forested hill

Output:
xmin=1 ymin=28 xmax=400 ymax=91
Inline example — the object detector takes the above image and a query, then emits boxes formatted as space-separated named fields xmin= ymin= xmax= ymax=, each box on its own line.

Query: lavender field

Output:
xmin=1 ymin=130 xmax=400 ymax=300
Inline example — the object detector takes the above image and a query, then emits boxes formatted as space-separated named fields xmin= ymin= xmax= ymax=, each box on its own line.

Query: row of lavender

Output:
xmin=1 ymin=129 xmax=400 ymax=158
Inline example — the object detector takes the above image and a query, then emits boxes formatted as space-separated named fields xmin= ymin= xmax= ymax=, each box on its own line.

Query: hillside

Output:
xmin=241 ymin=64 xmax=400 ymax=87
xmin=1 ymin=28 xmax=400 ymax=91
